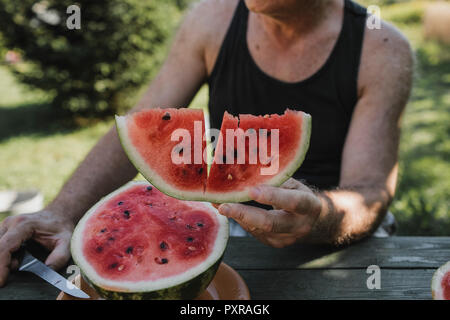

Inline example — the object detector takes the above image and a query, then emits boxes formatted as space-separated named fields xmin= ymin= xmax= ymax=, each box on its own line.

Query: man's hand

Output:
xmin=0 ymin=210 xmax=75 ymax=287
xmin=218 ymin=179 xmax=323 ymax=248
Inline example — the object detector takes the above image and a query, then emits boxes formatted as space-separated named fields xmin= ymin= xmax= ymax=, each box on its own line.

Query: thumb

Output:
xmin=45 ymin=238 xmax=71 ymax=271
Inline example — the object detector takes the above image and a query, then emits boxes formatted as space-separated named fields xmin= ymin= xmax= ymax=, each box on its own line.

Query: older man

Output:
xmin=0 ymin=0 xmax=413 ymax=285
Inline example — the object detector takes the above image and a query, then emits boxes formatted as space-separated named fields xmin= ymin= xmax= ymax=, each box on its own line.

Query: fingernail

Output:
xmin=219 ymin=204 xmax=230 ymax=216
xmin=250 ymin=187 xmax=261 ymax=199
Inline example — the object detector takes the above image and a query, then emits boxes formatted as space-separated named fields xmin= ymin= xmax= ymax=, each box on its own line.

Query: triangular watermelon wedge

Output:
xmin=116 ymin=108 xmax=311 ymax=203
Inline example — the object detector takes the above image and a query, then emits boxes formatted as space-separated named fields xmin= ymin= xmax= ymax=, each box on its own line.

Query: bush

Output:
xmin=0 ymin=0 xmax=183 ymax=117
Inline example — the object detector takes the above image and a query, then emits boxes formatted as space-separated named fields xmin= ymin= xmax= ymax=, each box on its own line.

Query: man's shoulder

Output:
xmin=183 ymin=0 xmax=239 ymax=43
xmin=359 ymin=20 xmax=413 ymax=91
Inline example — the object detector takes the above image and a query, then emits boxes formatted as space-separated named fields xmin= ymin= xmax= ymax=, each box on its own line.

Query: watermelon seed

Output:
xmin=118 ymin=201 xmax=123 ymax=206
xmin=126 ymin=246 xmax=133 ymax=254
xmin=162 ymin=112 xmax=171 ymax=120
xmin=146 ymin=186 xmax=153 ymax=191
xmin=96 ymin=246 xmax=103 ymax=253
xmin=118 ymin=265 xmax=124 ymax=271
xmin=123 ymin=210 xmax=130 ymax=219
xmin=109 ymin=263 xmax=118 ymax=269
xmin=227 ymin=174 xmax=233 ymax=180
xmin=160 ymin=241 xmax=168 ymax=250
xmin=108 ymin=237 xmax=115 ymax=241
xmin=196 ymin=222 xmax=203 ymax=227
xmin=198 ymin=167 xmax=203 ymax=175
xmin=155 ymin=257 xmax=168 ymax=264
xmin=100 ymin=228 xmax=107 ymax=233
xmin=188 ymin=246 xmax=196 ymax=251
xmin=186 ymin=224 xmax=194 ymax=230
xmin=187 ymin=237 xmax=194 ymax=242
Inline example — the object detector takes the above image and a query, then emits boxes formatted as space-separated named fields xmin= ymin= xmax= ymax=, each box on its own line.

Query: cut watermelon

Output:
xmin=432 ymin=261 xmax=450 ymax=300
xmin=116 ymin=108 xmax=311 ymax=203
xmin=116 ymin=108 xmax=207 ymax=201
xmin=71 ymin=181 xmax=229 ymax=300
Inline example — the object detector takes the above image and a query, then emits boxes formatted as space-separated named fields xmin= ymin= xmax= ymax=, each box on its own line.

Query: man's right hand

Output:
xmin=0 ymin=210 xmax=75 ymax=287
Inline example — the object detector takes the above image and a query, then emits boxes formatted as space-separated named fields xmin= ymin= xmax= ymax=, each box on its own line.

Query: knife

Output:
xmin=18 ymin=250 xmax=90 ymax=299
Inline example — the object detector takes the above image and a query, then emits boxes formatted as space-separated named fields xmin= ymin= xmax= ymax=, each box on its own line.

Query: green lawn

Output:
xmin=0 ymin=1 xmax=448 ymax=235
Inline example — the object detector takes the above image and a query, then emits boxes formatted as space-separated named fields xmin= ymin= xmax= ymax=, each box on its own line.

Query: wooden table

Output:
xmin=1 ymin=236 xmax=449 ymax=300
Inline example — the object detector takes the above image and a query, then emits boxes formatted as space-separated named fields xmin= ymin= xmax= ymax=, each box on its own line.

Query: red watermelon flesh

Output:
xmin=82 ymin=184 xmax=218 ymax=282
xmin=442 ymin=271 xmax=450 ymax=300
xmin=206 ymin=110 xmax=303 ymax=193
xmin=118 ymin=108 xmax=207 ymax=197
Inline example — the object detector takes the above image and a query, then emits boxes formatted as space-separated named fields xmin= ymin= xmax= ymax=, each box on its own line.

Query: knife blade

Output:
xmin=18 ymin=250 xmax=90 ymax=299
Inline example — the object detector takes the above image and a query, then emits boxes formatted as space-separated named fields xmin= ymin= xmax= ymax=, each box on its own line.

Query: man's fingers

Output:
xmin=0 ymin=224 xmax=34 ymax=287
xmin=250 ymin=185 xmax=320 ymax=214
xmin=44 ymin=237 xmax=71 ymax=271
xmin=218 ymin=204 xmax=295 ymax=233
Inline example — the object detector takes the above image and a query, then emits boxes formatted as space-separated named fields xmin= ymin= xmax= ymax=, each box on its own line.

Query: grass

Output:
xmin=0 ymin=1 xmax=449 ymax=235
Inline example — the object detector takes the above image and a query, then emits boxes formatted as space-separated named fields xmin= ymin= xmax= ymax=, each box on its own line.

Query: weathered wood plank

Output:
xmin=0 ymin=272 xmax=59 ymax=300
xmin=224 ymin=236 xmax=450 ymax=270
xmin=237 ymin=269 xmax=434 ymax=300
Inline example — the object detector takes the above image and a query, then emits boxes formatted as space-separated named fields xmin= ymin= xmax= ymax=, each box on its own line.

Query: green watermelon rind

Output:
xmin=116 ymin=112 xmax=312 ymax=204
xmin=71 ymin=181 xmax=229 ymax=300
xmin=431 ymin=261 xmax=450 ymax=300
xmin=115 ymin=115 xmax=208 ymax=202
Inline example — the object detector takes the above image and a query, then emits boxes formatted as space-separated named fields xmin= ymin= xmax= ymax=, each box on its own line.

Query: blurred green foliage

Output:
xmin=0 ymin=0 xmax=183 ymax=117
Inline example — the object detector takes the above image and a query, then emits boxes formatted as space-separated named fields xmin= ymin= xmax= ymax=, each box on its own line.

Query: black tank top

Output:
xmin=208 ymin=0 xmax=367 ymax=190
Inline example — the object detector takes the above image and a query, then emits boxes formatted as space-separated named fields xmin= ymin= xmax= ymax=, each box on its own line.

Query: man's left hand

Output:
xmin=218 ymin=178 xmax=323 ymax=248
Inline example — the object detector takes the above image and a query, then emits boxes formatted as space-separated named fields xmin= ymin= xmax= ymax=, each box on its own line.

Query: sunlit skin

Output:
xmin=0 ymin=0 xmax=413 ymax=285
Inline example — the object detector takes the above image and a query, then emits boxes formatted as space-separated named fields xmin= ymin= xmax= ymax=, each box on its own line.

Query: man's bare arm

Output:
xmin=308 ymin=22 xmax=414 ymax=244
xmin=47 ymin=5 xmax=210 ymax=222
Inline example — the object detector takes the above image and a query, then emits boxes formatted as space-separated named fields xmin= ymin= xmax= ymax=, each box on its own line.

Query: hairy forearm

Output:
xmin=46 ymin=126 xmax=137 ymax=223
xmin=307 ymin=186 xmax=392 ymax=246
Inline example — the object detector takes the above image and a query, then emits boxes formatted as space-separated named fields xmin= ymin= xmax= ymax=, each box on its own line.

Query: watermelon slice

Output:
xmin=432 ymin=261 xmax=450 ymax=300
xmin=71 ymin=181 xmax=228 ymax=300
xmin=116 ymin=108 xmax=311 ymax=203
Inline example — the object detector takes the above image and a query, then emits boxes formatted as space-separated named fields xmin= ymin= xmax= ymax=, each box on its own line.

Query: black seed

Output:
xmin=187 ymin=237 xmax=194 ymax=242
xmin=149 ymin=203 xmax=153 ymax=207
xmin=197 ymin=223 xmax=203 ymax=227
xmin=146 ymin=186 xmax=152 ymax=191
xmin=118 ymin=201 xmax=123 ymax=205
xmin=100 ymin=228 xmax=107 ymax=233
xmin=162 ymin=112 xmax=171 ymax=120
xmin=109 ymin=263 xmax=118 ymax=269
xmin=155 ymin=257 xmax=169 ymax=264
xmin=96 ymin=246 xmax=103 ymax=253
xmin=198 ymin=167 xmax=203 ymax=175
xmin=160 ymin=241 xmax=168 ymax=250
xmin=125 ymin=246 xmax=133 ymax=254
xmin=186 ymin=224 xmax=194 ymax=230
xmin=123 ymin=210 xmax=130 ymax=219
xmin=108 ymin=237 xmax=115 ymax=241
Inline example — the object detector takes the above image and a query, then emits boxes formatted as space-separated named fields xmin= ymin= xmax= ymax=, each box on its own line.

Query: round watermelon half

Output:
xmin=71 ymin=181 xmax=229 ymax=300
xmin=116 ymin=108 xmax=311 ymax=203
xmin=431 ymin=261 xmax=450 ymax=300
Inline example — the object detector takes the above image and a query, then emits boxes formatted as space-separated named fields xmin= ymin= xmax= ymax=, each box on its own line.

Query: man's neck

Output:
xmin=253 ymin=0 xmax=338 ymax=47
